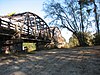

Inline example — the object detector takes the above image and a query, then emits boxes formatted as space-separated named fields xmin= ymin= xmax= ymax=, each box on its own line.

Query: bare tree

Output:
xmin=43 ymin=0 xmax=92 ymax=46
xmin=80 ymin=0 xmax=100 ymax=33
xmin=93 ymin=0 xmax=99 ymax=34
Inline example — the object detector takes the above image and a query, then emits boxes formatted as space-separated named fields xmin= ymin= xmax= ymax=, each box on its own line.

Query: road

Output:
xmin=0 ymin=46 xmax=100 ymax=75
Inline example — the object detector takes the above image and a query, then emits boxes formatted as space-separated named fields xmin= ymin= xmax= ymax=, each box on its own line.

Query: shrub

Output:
xmin=93 ymin=33 xmax=100 ymax=45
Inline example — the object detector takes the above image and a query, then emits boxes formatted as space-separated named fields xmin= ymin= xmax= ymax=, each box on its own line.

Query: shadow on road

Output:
xmin=0 ymin=46 xmax=100 ymax=75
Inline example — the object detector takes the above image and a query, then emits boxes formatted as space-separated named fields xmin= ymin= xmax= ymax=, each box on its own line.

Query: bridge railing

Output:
xmin=0 ymin=18 xmax=51 ymax=41
xmin=0 ymin=18 xmax=16 ymax=29
xmin=0 ymin=18 xmax=32 ymax=34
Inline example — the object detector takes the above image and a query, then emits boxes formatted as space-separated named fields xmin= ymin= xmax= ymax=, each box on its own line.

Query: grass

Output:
xmin=23 ymin=43 xmax=36 ymax=53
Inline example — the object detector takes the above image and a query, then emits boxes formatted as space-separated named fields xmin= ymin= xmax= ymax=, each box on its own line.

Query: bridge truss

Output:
xmin=0 ymin=12 xmax=52 ymax=42
xmin=0 ymin=12 xmax=54 ymax=52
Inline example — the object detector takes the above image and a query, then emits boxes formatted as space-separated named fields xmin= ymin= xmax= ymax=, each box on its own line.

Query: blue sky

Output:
xmin=0 ymin=0 xmax=72 ymax=42
xmin=0 ymin=0 xmax=45 ymax=17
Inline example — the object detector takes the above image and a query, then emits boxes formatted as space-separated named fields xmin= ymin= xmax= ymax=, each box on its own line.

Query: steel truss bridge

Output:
xmin=0 ymin=12 xmax=53 ymax=51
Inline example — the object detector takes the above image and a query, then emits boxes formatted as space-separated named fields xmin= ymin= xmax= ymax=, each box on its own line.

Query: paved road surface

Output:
xmin=0 ymin=46 xmax=100 ymax=75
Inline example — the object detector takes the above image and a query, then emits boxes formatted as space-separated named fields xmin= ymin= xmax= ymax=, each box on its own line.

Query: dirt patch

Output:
xmin=0 ymin=46 xmax=100 ymax=75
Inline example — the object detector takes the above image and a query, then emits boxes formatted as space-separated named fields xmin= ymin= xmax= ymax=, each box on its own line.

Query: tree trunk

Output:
xmin=93 ymin=0 xmax=99 ymax=34
xmin=80 ymin=1 xmax=84 ymax=33
xmin=78 ymin=1 xmax=86 ymax=47
xmin=74 ymin=32 xmax=88 ymax=47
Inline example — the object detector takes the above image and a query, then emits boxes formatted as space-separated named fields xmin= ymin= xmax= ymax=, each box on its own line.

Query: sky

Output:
xmin=0 ymin=0 xmax=72 ymax=42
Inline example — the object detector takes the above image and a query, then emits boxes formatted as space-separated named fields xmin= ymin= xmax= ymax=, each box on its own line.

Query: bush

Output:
xmin=93 ymin=33 xmax=100 ymax=45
